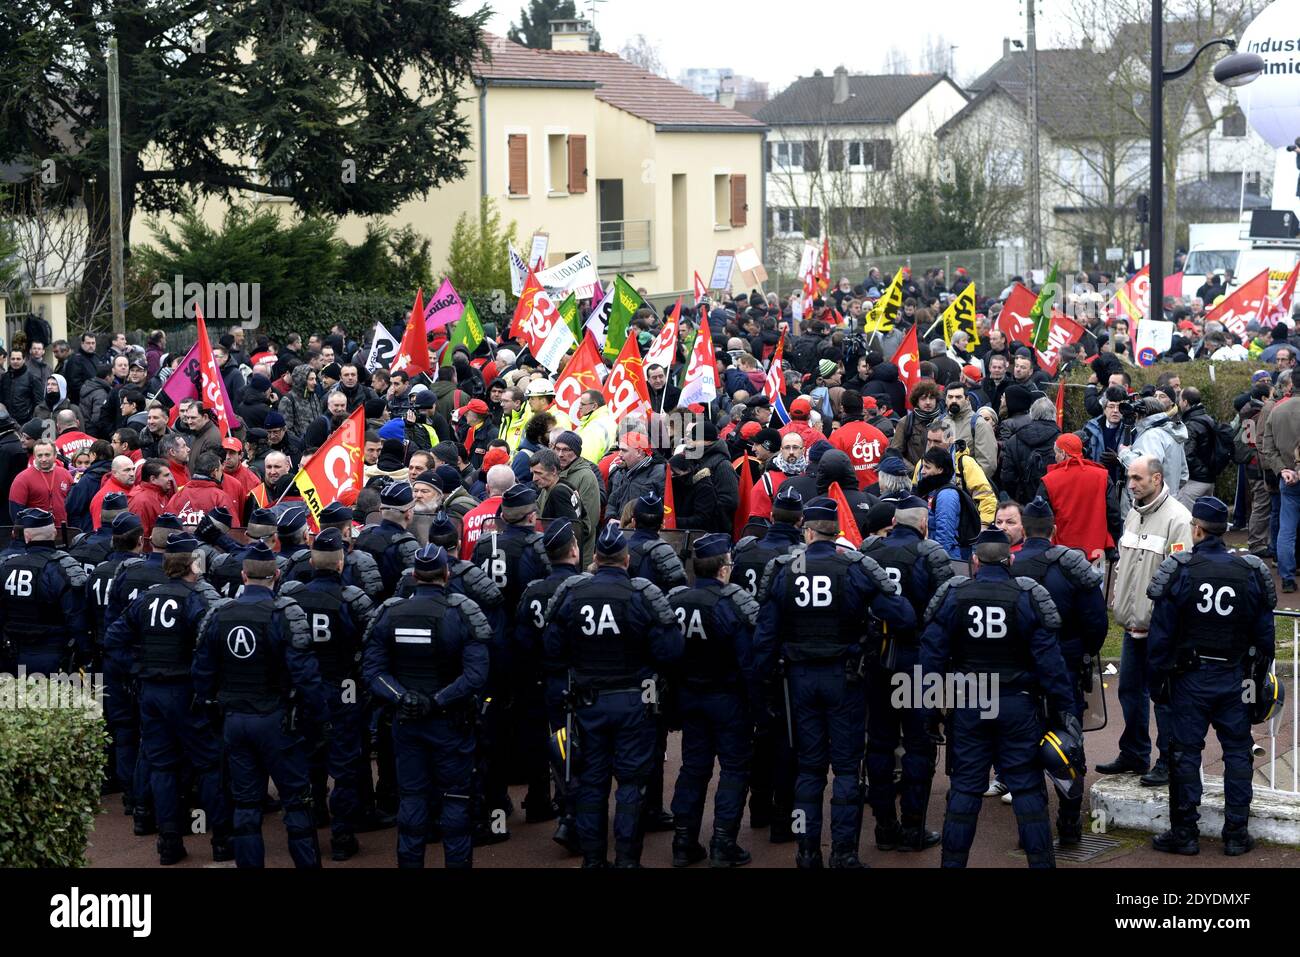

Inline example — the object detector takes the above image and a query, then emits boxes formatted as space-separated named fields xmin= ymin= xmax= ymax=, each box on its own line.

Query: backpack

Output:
xmin=1204 ymin=417 xmax=1236 ymax=478
xmin=950 ymin=456 xmax=984 ymax=547
xmin=1232 ymin=410 xmax=1261 ymax=466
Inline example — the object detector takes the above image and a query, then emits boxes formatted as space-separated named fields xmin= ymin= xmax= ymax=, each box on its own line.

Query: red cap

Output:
xmin=221 ymin=437 xmax=243 ymax=453
xmin=686 ymin=403 xmax=705 ymax=414
xmin=789 ymin=396 xmax=813 ymax=419
xmin=465 ymin=398 xmax=489 ymax=415
xmin=482 ymin=447 xmax=510 ymax=470
xmin=861 ymin=395 xmax=878 ymax=410
xmin=1056 ymin=434 xmax=1084 ymax=457
xmin=962 ymin=364 xmax=983 ymax=383
xmin=740 ymin=421 xmax=762 ymax=440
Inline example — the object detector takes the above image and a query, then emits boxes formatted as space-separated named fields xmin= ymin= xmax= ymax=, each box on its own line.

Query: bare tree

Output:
xmin=619 ymin=34 xmax=666 ymax=76
xmin=883 ymin=46 xmax=912 ymax=75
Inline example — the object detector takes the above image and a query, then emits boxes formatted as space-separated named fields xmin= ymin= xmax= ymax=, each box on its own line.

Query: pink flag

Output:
xmin=424 ymin=278 xmax=465 ymax=332
xmin=159 ymin=342 xmax=201 ymax=426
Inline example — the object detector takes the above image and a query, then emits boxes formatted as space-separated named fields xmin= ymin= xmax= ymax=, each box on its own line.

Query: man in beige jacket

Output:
xmin=1099 ymin=454 xmax=1193 ymax=787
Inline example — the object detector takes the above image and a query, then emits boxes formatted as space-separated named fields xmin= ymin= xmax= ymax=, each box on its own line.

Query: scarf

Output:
xmin=776 ymin=454 xmax=807 ymax=476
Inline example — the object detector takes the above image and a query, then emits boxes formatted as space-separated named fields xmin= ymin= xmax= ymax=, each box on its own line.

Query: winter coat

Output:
xmin=605 ymin=456 xmax=666 ymax=523
xmin=862 ymin=362 xmax=907 ymax=416
xmin=783 ymin=449 xmax=877 ymax=536
xmin=1120 ymin=413 xmax=1189 ymax=498
xmin=696 ymin=439 xmax=741 ymax=528
xmin=79 ymin=377 xmax=114 ymax=439
xmin=65 ymin=458 xmax=112 ymax=533
xmin=999 ymin=417 xmax=1061 ymax=504
xmin=0 ymin=364 xmax=44 ymax=424
xmin=236 ymin=385 xmax=274 ymax=430
xmin=279 ymin=364 xmax=324 ymax=439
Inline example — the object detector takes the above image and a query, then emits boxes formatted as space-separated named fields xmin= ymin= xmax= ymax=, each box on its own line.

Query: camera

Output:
xmin=1117 ymin=398 xmax=1141 ymax=423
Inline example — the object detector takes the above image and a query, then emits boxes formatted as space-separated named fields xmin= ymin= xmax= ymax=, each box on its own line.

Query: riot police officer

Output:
xmin=543 ymin=523 xmax=683 ymax=868
xmin=625 ymin=491 xmax=686 ymax=833
xmin=920 ymin=528 xmax=1075 ymax=869
xmin=667 ymin=533 xmax=760 ymax=868
xmin=515 ymin=519 xmax=585 ymax=852
xmin=861 ymin=494 xmax=953 ymax=852
xmin=732 ymin=484 xmax=804 ymax=841
xmin=1147 ymin=496 xmax=1276 ymax=856
xmin=0 ymin=508 xmax=89 ymax=675
xmin=104 ymin=533 xmax=230 ymax=865
xmin=753 ymin=496 xmax=914 ymax=869
xmin=279 ymin=528 xmax=376 ymax=861
xmin=1012 ymin=496 xmax=1108 ymax=845
xmin=191 ymin=506 xmax=247 ymax=579
xmin=363 ymin=544 xmax=491 ymax=868
xmin=275 ymin=507 xmax=312 ymax=578
xmin=192 ymin=541 xmax=328 ymax=869
xmin=206 ymin=507 xmax=293 ymax=599
xmin=282 ymin=501 xmax=383 ymax=594
xmin=355 ymin=481 xmax=421 ymax=600
xmin=469 ymin=484 xmax=550 ymax=838
xmin=69 ymin=490 xmax=129 ymax=578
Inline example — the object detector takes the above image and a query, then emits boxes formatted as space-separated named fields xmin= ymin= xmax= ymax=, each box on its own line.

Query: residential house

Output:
xmin=754 ymin=67 xmax=968 ymax=266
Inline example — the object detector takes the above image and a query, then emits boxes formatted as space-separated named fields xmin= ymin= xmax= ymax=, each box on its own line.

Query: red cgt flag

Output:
xmin=826 ymin=480 xmax=862 ymax=547
xmin=997 ymin=283 xmax=1038 ymax=348
xmin=602 ymin=331 xmax=653 ymax=425
xmin=391 ymin=288 xmax=432 ymax=378
xmin=293 ymin=405 xmax=366 ymax=524
xmin=1055 ymin=381 xmax=1066 ymax=428
xmin=194 ymin=307 xmax=238 ymax=438
xmin=1203 ymin=269 xmax=1270 ymax=340
xmin=662 ymin=468 xmax=676 ymax=530
xmin=553 ymin=334 xmax=606 ymax=422
xmin=889 ymin=325 xmax=921 ymax=408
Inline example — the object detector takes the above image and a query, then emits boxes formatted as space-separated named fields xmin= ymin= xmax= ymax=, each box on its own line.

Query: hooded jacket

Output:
xmin=999 ymin=417 xmax=1061 ymax=504
xmin=862 ymin=362 xmax=907 ymax=416
xmin=696 ymin=439 xmax=741 ymax=527
xmin=65 ymin=457 xmax=112 ymax=533
xmin=670 ymin=459 xmax=721 ymax=532
xmin=236 ymin=384 xmax=274 ymax=430
xmin=166 ymin=475 xmax=240 ymax=528
xmin=279 ymin=364 xmax=324 ymax=438
xmin=1120 ymin=412 xmax=1189 ymax=497
xmin=79 ymin=376 xmax=114 ymax=439
xmin=0 ymin=363 xmax=43 ymax=424
xmin=605 ymin=455 xmax=666 ymax=522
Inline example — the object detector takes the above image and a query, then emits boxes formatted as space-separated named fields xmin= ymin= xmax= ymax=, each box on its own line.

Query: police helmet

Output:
xmin=1250 ymin=669 xmax=1286 ymax=725
xmin=547 ymin=724 xmax=580 ymax=777
xmin=1040 ymin=724 xmax=1085 ymax=782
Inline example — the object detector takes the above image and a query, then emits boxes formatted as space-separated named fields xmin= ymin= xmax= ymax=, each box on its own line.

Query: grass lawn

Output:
xmin=1101 ymin=618 xmax=1299 ymax=662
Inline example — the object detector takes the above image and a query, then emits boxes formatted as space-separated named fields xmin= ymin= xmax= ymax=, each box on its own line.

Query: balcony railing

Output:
xmin=598 ymin=219 xmax=652 ymax=269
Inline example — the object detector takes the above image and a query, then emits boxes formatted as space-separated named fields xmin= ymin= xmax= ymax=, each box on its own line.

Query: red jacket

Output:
xmin=460 ymin=495 xmax=503 ymax=560
xmin=779 ymin=419 xmax=823 ymax=451
xmin=747 ymin=470 xmax=790 ymax=521
xmin=128 ymin=481 xmax=172 ymax=536
xmin=222 ymin=464 xmax=262 ymax=506
xmin=167 ymin=478 xmax=239 ymax=529
xmin=1040 ymin=455 xmax=1114 ymax=560
xmin=828 ymin=420 xmax=888 ymax=487
xmin=10 ymin=464 xmax=73 ymax=526
xmin=91 ymin=475 xmax=135 ymax=529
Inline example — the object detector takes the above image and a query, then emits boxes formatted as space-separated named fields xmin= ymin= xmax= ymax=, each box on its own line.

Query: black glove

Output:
xmin=1055 ymin=710 xmax=1082 ymax=741
xmin=399 ymin=690 xmax=432 ymax=720
xmin=195 ymin=514 xmax=224 ymax=545
xmin=1150 ymin=672 xmax=1173 ymax=706
xmin=1099 ymin=449 xmax=1120 ymax=468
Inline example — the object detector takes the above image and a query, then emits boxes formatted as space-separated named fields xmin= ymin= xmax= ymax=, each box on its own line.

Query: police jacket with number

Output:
xmin=104 ymin=577 xmax=221 ymax=680
xmin=0 ymin=542 xmax=88 ymax=657
xmin=68 ymin=527 xmax=113 ymax=578
xmin=732 ymin=523 xmax=802 ymax=598
xmin=469 ymin=523 xmax=549 ymax=623
xmin=627 ymin=529 xmax=688 ymax=592
xmin=284 ymin=545 xmax=382 ymax=596
xmin=106 ymin=553 xmax=169 ymax=630
xmin=279 ymin=571 xmax=375 ymax=685
xmin=752 ymin=540 xmax=914 ymax=673
xmin=192 ymin=584 xmax=327 ymax=720
xmin=515 ymin=563 xmax=580 ymax=679
xmin=1147 ymin=536 xmax=1275 ymax=673
xmin=1012 ymin=538 xmax=1107 ymax=661
xmin=667 ymin=577 xmax=760 ymax=693
xmin=542 ymin=566 xmax=683 ymax=691
xmin=919 ymin=563 xmax=1073 ymax=715
xmin=362 ymin=582 xmax=490 ymax=708
xmin=88 ymin=549 xmax=140 ymax=646
xmin=860 ymin=524 xmax=953 ymax=643
xmin=353 ymin=519 xmax=420 ymax=599
xmin=206 ymin=543 xmax=291 ymax=600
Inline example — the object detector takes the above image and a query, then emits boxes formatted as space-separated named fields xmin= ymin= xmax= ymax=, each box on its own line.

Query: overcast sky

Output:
xmin=479 ymin=0 xmax=1080 ymax=91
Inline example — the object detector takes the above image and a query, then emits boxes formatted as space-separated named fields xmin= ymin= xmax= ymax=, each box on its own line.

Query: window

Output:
xmin=1245 ymin=170 xmax=1263 ymax=193
xmin=846 ymin=139 xmax=893 ymax=172
xmin=774 ymin=141 xmax=804 ymax=170
xmin=548 ymin=134 xmax=567 ymax=193
xmin=1222 ymin=108 xmax=1247 ymax=138
xmin=507 ymin=134 xmax=528 ymax=195
xmin=771 ymin=207 xmax=819 ymax=237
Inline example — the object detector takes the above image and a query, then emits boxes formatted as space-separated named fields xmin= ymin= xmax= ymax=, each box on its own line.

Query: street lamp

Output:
xmin=1148 ymin=2 xmax=1264 ymax=323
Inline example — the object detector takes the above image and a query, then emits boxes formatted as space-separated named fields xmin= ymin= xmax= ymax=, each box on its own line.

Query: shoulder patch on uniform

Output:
xmin=278 ymin=579 xmax=304 ymax=596
xmin=1018 ymin=578 xmax=1062 ymax=630
xmin=639 ymin=579 xmax=676 ymax=626
xmin=1240 ymin=554 xmax=1278 ymax=611
xmin=923 ymin=576 xmax=964 ymax=625
xmin=1145 ymin=554 xmax=1188 ymax=602
xmin=721 ymin=582 xmax=761 ymax=625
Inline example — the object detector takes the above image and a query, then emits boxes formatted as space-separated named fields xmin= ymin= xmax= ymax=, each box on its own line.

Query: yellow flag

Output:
xmin=863 ymin=268 xmax=905 ymax=334
xmin=940 ymin=283 xmax=979 ymax=347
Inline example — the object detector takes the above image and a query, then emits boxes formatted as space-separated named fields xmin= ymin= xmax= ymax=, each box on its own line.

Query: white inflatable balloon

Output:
xmin=1241 ymin=0 xmax=1300 ymax=149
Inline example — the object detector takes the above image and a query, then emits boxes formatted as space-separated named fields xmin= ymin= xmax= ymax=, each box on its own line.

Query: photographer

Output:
xmin=1079 ymin=386 xmax=1135 ymax=487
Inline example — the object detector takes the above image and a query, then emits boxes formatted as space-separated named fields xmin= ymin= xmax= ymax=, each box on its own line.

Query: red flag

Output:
xmin=693 ymin=271 xmax=707 ymax=306
xmin=390 ymin=288 xmax=432 ymax=378
xmin=510 ymin=268 xmax=542 ymax=340
xmin=663 ymin=468 xmax=677 ymax=530
xmin=1034 ymin=311 xmax=1086 ymax=377
xmin=1203 ymin=269 xmax=1270 ymax=339
xmin=293 ymin=405 xmax=366 ymax=522
xmin=889 ymin=325 xmax=921 ymax=408
xmin=194 ymin=307 xmax=238 ymax=438
xmin=997 ymin=283 xmax=1038 ymax=348
xmin=1262 ymin=263 xmax=1300 ymax=328
xmin=1055 ymin=381 xmax=1066 ymax=429
xmin=602 ymin=331 xmax=653 ymax=425
xmin=679 ymin=316 xmax=719 ymax=406
xmin=553 ymin=335 xmax=605 ymax=422
xmin=733 ymin=455 xmax=755 ymax=540
xmin=826 ymin=481 xmax=862 ymax=547
xmin=511 ymin=265 xmax=575 ymax=371
xmin=817 ymin=236 xmax=831 ymax=295
xmin=645 ymin=298 xmax=681 ymax=372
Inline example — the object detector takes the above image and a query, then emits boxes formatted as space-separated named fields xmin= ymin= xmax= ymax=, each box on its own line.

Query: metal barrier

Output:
xmin=1262 ymin=609 xmax=1300 ymax=794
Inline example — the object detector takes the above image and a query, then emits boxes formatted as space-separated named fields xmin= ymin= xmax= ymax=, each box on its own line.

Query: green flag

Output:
xmin=603 ymin=275 xmax=644 ymax=363
xmin=1028 ymin=263 xmax=1059 ymax=353
xmin=442 ymin=297 xmax=485 ymax=366
xmin=677 ymin=324 xmax=698 ymax=387
xmin=558 ymin=292 xmax=582 ymax=341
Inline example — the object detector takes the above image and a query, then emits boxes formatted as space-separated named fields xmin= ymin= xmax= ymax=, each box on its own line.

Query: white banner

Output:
xmin=364 ymin=321 xmax=400 ymax=372
xmin=509 ymin=245 xmax=528 ymax=296
xmin=537 ymin=250 xmax=599 ymax=300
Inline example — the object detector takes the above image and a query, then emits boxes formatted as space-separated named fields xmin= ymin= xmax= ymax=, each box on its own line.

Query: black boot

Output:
xmin=157 ymin=832 xmax=187 ymax=866
xmin=211 ymin=835 xmax=234 ymax=862
xmin=1223 ymin=825 xmax=1256 ymax=857
xmin=795 ymin=840 xmax=823 ymax=869
xmin=769 ymin=810 xmax=795 ymax=844
xmin=613 ymin=845 xmax=643 ymax=868
xmin=133 ymin=807 xmax=157 ymax=837
xmin=1152 ymin=825 xmax=1200 ymax=855
xmin=875 ymin=819 xmax=903 ymax=851
xmin=552 ymin=818 xmax=580 ymax=854
xmin=641 ymin=807 xmax=675 ymax=833
xmin=1057 ymin=814 xmax=1083 ymax=847
xmin=330 ymin=833 xmax=360 ymax=862
xmin=671 ymin=824 xmax=707 ymax=868
xmin=581 ymin=849 xmax=609 ymax=868
xmin=898 ymin=825 xmax=941 ymax=851
xmin=828 ymin=842 xmax=866 ymax=868
xmin=709 ymin=827 xmax=752 ymax=868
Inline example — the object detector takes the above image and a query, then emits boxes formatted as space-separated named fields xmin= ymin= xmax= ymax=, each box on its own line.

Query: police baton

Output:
xmin=564 ymin=671 xmax=574 ymax=786
xmin=780 ymin=660 xmax=794 ymax=750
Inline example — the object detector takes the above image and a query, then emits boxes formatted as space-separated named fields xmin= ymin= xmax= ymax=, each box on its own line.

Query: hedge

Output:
xmin=0 ymin=674 xmax=108 ymax=867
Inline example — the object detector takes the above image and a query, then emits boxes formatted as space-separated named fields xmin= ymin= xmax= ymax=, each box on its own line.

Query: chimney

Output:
xmin=548 ymin=18 xmax=592 ymax=52
xmin=1081 ymin=36 xmax=1094 ymax=52
xmin=1003 ymin=37 xmax=1012 ymax=58
xmin=833 ymin=66 xmax=849 ymax=105
xmin=717 ymin=77 xmax=736 ymax=109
